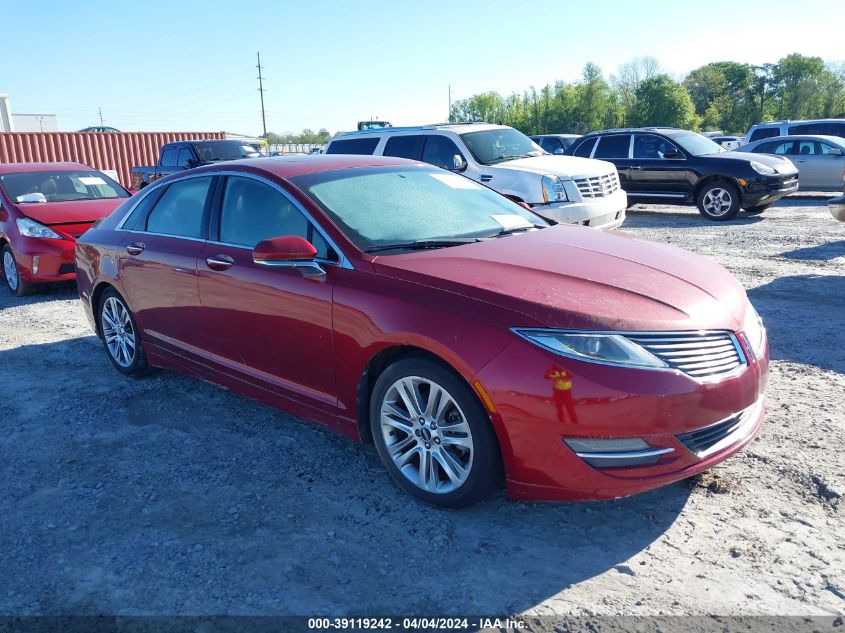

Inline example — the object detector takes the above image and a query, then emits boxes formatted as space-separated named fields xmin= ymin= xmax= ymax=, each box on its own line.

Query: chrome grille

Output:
xmin=574 ymin=171 xmax=620 ymax=198
xmin=626 ymin=332 xmax=744 ymax=380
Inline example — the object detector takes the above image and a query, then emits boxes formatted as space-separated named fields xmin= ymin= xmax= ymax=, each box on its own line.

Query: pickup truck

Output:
xmin=131 ymin=140 xmax=261 ymax=189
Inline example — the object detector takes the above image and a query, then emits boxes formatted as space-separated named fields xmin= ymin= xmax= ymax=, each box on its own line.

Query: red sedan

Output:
xmin=75 ymin=155 xmax=768 ymax=507
xmin=0 ymin=162 xmax=130 ymax=295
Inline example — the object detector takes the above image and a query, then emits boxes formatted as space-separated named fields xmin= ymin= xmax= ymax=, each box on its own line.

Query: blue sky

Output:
xmin=4 ymin=0 xmax=844 ymax=135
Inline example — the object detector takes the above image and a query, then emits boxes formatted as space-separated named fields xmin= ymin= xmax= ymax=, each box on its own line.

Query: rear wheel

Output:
xmin=745 ymin=203 xmax=771 ymax=215
xmin=98 ymin=288 xmax=149 ymax=377
xmin=696 ymin=181 xmax=740 ymax=221
xmin=2 ymin=245 xmax=35 ymax=297
xmin=370 ymin=357 xmax=501 ymax=508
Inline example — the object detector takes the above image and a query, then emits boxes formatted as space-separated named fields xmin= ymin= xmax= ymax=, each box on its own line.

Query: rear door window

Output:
xmin=594 ymin=134 xmax=631 ymax=159
xmin=541 ymin=137 xmax=564 ymax=153
xmin=749 ymin=127 xmax=780 ymax=142
xmin=421 ymin=135 xmax=465 ymax=170
xmin=383 ymin=135 xmax=423 ymax=160
xmin=145 ymin=176 xmax=213 ymax=239
xmin=325 ymin=138 xmax=380 ymax=155
xmin=572 ymin=136 xmax=597 ymax=157
xmin=160 ymin=148 xmax=178 ymax=167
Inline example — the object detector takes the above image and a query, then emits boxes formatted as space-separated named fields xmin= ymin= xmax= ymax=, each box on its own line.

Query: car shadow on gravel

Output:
xmin=625 ymin=207 xmax=765 ymax=228
xmin=0 ymin=281 xmax=77 ymax=306
xmin=748 ymin=274 xmax=845 ymax=373
xmin=780 ymin=240 xmax=845 ymax=261
xmin=0 ymin=337 xmax=691 ymax=616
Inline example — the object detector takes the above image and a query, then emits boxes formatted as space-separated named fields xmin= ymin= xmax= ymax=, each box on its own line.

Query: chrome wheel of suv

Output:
xmin=697 ymin=182 xmax=740 ymax=221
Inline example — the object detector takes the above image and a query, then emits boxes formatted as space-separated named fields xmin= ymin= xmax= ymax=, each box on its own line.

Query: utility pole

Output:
xmin=98 ymin=106 xmax=104 ymax=126
xmin=257 ymin=52 xmax=267 ymax=136
xmin=448 ymin=84 xmax=452 ymax=123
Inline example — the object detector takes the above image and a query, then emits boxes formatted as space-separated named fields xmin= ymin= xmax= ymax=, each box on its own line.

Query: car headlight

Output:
xmin=742 ymin=302 xmax=766 ymax=357
xmin=750 ymin=161 xmax=776 ymax=175
xmin=16 ymin=217 xmax=62 ymax=239
xmin=513 ymin=329 xmax=668 ymax=369
xmin=541 ymin=175 xmax=568 ymax=203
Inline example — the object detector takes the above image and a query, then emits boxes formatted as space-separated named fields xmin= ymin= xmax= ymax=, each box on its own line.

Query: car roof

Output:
xmin=747 ymin=134 xmax=845 ymax=144
xmin=582 ymin=127 xmax=686 ymax=136
xmin=187 ymin=154 xmax=423 ymax=179
xmin=531 ymin=133 xmax=580 ymax=139
xmin=0 ymin=162 xmax=95 ymax=175
xmin=752 ymin=119 xmax=845 ymax=126
xmin=333 ymin=122 xmax=506 ymax=138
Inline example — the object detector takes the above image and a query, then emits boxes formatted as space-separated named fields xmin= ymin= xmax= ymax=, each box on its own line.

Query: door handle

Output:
xmin=125 ymin=242 xmax=145 ymax=256
xmin=630 ymin=165 xmax=643 ymax=170
xmin=206 ymin=254 xmax=234 ymax=271
xmin=796 ymin=159 xmax=807 ymax=163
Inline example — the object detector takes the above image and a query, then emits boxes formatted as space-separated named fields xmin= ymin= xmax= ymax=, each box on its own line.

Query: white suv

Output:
xmin=325 ymin=123 xmax=627 ymax=229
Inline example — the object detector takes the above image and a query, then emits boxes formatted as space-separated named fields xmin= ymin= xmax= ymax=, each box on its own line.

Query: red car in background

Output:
xmin=75 ymin=155 xmax=768 ymax=507
xmin=0 ymin=162 xmax=130 ymax=296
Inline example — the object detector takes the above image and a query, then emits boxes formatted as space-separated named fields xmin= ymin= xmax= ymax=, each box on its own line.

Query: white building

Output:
xmin=0 ymin=93 xmax=12 ymax=132
xmin=0 ymin=93 xmax=58 ymax=132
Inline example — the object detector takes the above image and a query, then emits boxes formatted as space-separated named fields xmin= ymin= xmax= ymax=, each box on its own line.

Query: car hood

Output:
xmin=373 ymin=226 xmax=748 ymax=332
xmin=490 ymin=155 xmax=616 ymax=180
xmin=702 ymin=151 xmax=797 ymax=174
xmin=15 ymin=198 xmax=126 ymax=225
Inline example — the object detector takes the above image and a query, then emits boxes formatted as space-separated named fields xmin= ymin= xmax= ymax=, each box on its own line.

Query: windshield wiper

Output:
xmin=365 ymin=238 xmax=480 ymax=253
xmin=484 ymin=225 xmax=542 ymax=238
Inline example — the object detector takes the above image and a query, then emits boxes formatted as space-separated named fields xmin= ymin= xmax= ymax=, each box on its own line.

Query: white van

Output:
xmin=325 ymin=123 xmax=627 ymax=229
xmin=744 ymin=119 xmax=845 ymax=145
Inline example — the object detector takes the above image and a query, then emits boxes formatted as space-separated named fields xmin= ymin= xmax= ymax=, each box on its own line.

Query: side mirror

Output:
xmin=184 ymin=159 xmax=198 ymax=169
xmin=252 ymin=235 xmax=325 ymax=280
xmin=16 ymin=192 xmax=47 ymax=203
xmin=662 ymin=147 xmax=679 ymax=159
xmin=554 ymin=148 xmax=565 ymax=155
xmin=451 ymin=154 xmax=468 ymax=172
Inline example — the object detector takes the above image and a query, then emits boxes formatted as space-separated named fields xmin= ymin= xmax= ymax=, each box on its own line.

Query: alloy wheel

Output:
xmin=3 ymin=250 xmax=19 ymax=291
xmin=101 ymin=296 xmax=136 ymax=368
xmin=380 ymin=376 xmax=474 ymax=494
xmin=702 ymin=188 xmax=733 ymax=217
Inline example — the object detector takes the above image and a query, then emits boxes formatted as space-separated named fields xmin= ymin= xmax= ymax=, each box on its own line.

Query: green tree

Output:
xmin=770 ymin=53 xmax=845 ymax=119
xmin=629 ymin=75 xmax=699 ymax=129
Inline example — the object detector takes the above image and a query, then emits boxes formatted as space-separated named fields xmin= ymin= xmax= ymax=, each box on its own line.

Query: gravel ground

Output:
xmin=0 ymin=196 xmax=843 ymax=618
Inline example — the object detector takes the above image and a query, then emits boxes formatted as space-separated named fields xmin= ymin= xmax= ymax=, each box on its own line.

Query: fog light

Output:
xmin=32 ymin=256 xmax=39 ymax=275
xmin=563 ymin=437 xmax=673 ymax=468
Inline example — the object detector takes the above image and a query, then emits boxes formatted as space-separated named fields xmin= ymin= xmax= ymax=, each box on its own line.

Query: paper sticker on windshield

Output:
xmin=491 ymin=215 xmax=534 ymax=230
xmin=79 ymin=176 xmax=106 ymax=186
xmin=430 ymin=173 xmax=481 ymax=189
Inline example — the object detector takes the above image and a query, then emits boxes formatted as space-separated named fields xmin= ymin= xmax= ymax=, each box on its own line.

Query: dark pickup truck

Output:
xmin=131 ymin=140 xmax=261 ymax=189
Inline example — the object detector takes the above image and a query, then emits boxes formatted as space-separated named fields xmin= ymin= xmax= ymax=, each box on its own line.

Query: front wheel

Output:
xmin=98 ymin=288 xmax=150 ymax=377
xmin=369 ymin=357 xmax=502 ymax=508
xmin=745 ymin=203 xmax=771 ymax=215
xmin=2 ymin=245 xmax=35 ymax=297
xmin=697 ymin=182 xmax=740 ymax=221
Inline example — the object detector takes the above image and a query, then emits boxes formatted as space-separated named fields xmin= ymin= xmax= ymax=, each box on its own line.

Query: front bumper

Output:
xmin=533 ymin=188 xmax=627 ymax=229
xmin=741 ymin=172 xmax=799 ymax=207
xmin=829 ymin=194 xmax=845 ymax=222
xmin=473 ymin=332 xmax=768 ymax=501
xmin=8 ymin=236 xmax=76 ymax=283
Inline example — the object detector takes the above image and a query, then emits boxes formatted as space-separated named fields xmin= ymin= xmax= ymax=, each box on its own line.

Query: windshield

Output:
xmin=194 ymin=141 xmax=261 ymax=162
xmin=669 ymin=131 xmax=725 ymax=156
xmin=0 ymin=170 xmax=129 ymax=203
xmin=289 ymin=166 xmax=547 ymax=253
xmin=460 ymin=128 xmax=544 ymax=165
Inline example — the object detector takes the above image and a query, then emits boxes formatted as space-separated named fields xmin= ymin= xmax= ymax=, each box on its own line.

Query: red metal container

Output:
xmin=0 ymin=131 xmax=225 ymax=189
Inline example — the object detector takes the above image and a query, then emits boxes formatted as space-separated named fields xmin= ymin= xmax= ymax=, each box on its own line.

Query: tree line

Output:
xmin=448 ymin=54 xmax=845 ymax=136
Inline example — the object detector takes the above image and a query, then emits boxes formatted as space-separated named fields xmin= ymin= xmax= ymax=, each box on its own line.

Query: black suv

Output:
xmin=567 ymin=128 xmax=799 ymax=220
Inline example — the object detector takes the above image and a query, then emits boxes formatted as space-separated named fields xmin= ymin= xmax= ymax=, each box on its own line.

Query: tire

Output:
xmin=696 ymin=181 xmax=741 ymax=221
xmin=2 ymin=245 xmax=35 ymax=297
xmin=369 ymin=357 xmax=502 ymax=508
xmin=97 ymin=288 xmax=150 ymax=377
xmin=745 ymin=203 xmax=771 ymax=215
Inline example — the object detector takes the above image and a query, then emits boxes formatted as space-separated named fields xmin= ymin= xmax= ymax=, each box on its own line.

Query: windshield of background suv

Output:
xmin=460 ymin=129 xmax=544 ymax=165
xmin=194 ymin=141 xmax=261 ymax=162
xmin=289 ymin=166 xmax=548 ymax=252
xmin=669 ymin=131 xmax=725 ymax=156
xmin=0 ymin=170 xmax=129 ymax=203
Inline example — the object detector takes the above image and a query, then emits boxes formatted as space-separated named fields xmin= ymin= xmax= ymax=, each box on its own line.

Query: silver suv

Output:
xmin=744 ymin=119 xmax=845 ymax=145
xmin=325 ymin=123 xmax=627 ymax=229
